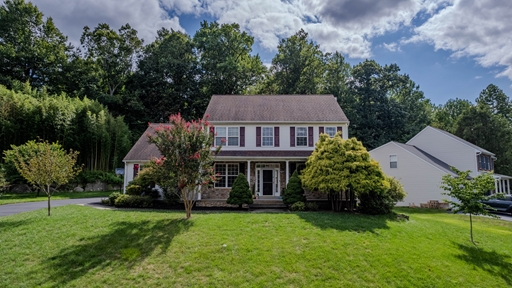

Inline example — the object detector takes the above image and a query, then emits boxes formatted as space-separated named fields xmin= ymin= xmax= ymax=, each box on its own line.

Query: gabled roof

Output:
xmin=371 ymin=141 xmax=457 ymax=176
xmin=204 ymin=95 xmax=349 ymax=122
xmin=408 ymin=126 xmax=495 ymax=156
xmin=392 ymin=142 xmax=457 ymax=176
xmin=123 ymin=124 xmax=169 ymax=161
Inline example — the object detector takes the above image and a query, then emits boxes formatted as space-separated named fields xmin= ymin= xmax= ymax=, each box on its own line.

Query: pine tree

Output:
xmin=283 ymin=170 xmax=305 ymax=205
xmin=227 ymin=173 xmax=253 ymax=208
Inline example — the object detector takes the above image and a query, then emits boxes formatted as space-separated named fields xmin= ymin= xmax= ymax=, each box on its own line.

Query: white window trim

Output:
xmin=214 ymin=163 xmax=239 ymax=188
xmin=296 ymin=127 xmax=308 ymax=147
xmin=262 ymin=127 xmax=274 ymax=147
xmin=215 ymin=126 xmax=239 ymax=147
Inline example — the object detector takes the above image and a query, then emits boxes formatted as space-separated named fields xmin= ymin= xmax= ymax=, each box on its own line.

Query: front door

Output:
xmin=262 ymin=170 xmax=273 ymax=195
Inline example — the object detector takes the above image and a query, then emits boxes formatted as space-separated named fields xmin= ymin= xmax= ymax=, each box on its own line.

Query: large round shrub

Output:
xmin=358 ymin=177 xmax=406 ymax=215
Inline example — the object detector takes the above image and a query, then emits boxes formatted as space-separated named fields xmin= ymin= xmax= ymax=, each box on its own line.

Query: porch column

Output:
xmin=247 ymin=160 xmax=251 ymax=185
xmin=286 ymin=161 xmax=289 ymax=185
xmin=508 ymin=179 xmax=510 ymax=194
xmin=495 ymin=179 xmax=498 ymax=193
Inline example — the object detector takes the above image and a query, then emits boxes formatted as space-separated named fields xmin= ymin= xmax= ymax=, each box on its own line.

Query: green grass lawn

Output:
xmin=1 ymin=207 xmax=511 ymax=287
xmin=0 ymin=191 xmax=112 ymax=205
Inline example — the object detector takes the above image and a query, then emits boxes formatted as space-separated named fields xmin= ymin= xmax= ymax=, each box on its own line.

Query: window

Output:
xmin=215 ymin=127 xmax=239 ymax=146
xmin=262 ymin=127 xmax=274 ymax=146
xmin=325 ymin=127 xmax=337 ymax=137
xmin=390 ymin=155 xmax=397 ymax=168
xmin=296 ymin=127 xmax=307 ymax=146
xmin=215 ymin=163 xmax=239 ymax=188
xmin=478 ymin=154 xmax=494 ymax=171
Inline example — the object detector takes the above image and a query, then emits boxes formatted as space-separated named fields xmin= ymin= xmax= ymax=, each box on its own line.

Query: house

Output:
xmin=122 ymin=95 xmax=350 ymax=202
xmin=369 ymin=126 xmax=512 ymax=206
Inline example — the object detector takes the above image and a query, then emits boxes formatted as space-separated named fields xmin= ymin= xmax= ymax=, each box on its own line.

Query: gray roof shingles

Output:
xmin=204 ymin=95 xmax=349 ymax=122
xmin=123 ymin=124 xmax=169 ymax=161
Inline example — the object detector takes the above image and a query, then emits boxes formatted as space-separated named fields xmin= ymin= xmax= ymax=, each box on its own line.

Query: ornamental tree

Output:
xmin=301 ymin=133 xmax=390 ymax=212
xmin=3 ymin=140 xmax=81 ymax=216
xmin=148 ymin=113 xmax=218 ymax=219
xmin=441 ymin=168 xmax=499 ymax=244
xmin=227 ymin=173 xmax=253 ymax=208
xmin=282 ymin=170 xmax=305 ymax=206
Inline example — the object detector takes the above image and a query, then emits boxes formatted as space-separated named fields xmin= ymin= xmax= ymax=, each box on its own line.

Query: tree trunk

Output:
xmin=470 ymin=213 xmax=474 ymax=244
xmin=47 ymin=184 xmax=51 ymax=216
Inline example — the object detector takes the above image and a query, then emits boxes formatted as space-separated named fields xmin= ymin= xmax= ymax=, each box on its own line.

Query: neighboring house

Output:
xmin=370 ymin=126 xmax=512 ymax=206
xmin=123 ymin=95 xmax=350 ymax=201
xmin=122 ymin=124 xmax=170 ymax=193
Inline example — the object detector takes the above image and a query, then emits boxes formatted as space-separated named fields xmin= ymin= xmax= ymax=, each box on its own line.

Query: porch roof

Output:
xmin=215 ymin=150 xmax=312 ymax=158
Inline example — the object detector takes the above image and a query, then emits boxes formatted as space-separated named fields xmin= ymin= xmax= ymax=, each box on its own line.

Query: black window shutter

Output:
xmin=290 ymin=127 xmax=295 ymax=147
xmin=274 ymin=127 xmax=280 ymax=147
xmin=240 ymin=127 xmax=245 ymax=147
xmin=256 ymin=127 xmax=261 ymax=147
xmin=319 ymin=127 xmax=324 ymax=134
xmin=308 ymin=127 xmax=313 ymax=147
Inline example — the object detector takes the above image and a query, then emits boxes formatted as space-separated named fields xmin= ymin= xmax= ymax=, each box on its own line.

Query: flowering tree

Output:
xmin=4 ymin=140 xmax=81 ymax=216
xmin=148 ymin=113 xmax=218 ymax=219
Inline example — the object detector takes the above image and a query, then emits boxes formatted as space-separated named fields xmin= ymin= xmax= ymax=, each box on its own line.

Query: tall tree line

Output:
xmin=2 ymin=0 xmax=512 ymax=176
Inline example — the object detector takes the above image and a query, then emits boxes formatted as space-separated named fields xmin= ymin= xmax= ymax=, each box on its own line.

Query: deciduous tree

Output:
xmin=4 ymin=140 xmax=81 ymax=216
xmin=148 ymin=114 xmax=218 ymax=219
xmin=441 ymin=168 xmax=498 ymax=244
xmin=301 ymin=133 xmax=390 ymax=212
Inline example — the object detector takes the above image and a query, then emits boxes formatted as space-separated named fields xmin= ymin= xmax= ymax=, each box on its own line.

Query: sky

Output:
xmin=30 ymin=0 xmax=512 ymax=105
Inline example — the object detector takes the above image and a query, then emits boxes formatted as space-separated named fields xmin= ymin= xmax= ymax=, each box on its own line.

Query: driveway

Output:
xmin=0 ymin=198 xmax=104 ymax=217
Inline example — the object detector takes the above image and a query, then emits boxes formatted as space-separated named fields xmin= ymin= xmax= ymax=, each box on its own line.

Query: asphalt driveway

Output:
xmin=0 ymin=198 xmax=104 ymax=217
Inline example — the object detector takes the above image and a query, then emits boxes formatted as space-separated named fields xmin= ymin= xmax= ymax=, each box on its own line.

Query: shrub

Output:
xmin=142 ymin=188 xmax=161 ymax=199
xmin=358 ymin=177 xmax=406 ymax=215
xmin=306 ymin=202 xmax=319 ymax=211
xmin=73 ymin=170 xmax=122 ymax=189
xmin=163 ymin=187 xmax=181 ymax=205
xmin=126 ymin=184 xmax=143 ymax=196
xmin=227 ymin=173 xmax=253 ymax=208
xmin=114 ymin=194 xmax=153 ymax=208
xmin=108 ymin=192 xmax=122 ymax=205
xmin=283 ymin=170 xmax=305 ymax=205
xmin=291 ymin=201 xmax=306 ymax=211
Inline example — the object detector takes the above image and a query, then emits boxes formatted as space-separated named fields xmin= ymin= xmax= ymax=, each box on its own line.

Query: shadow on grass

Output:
xmin=40 ymin=218 xmax=192 ymax=287
xmin=0 ymin=219 xmax=30 ymax=230
xmin=297 ymin=212 xmax=392 ymax=234
xmin=453 ymin=242 xmax=512 ymax=285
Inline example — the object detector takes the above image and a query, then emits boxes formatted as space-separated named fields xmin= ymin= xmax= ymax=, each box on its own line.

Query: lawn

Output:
xmin=0 ymin=191 xmax=112 ymax=205
xmin=1 ymin=207 xmax=511 ymax=287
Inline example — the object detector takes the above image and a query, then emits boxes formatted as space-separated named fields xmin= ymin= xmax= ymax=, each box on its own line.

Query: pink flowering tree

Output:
xmin=148 ymin=113 xmax=219 ymax=219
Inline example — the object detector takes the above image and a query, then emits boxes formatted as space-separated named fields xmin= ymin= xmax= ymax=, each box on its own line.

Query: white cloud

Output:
xmin=383 ymin=42 xmax=401 ymax=52
xmin=474 ymin=76 xmax=482 ymax=79
xmin=31 ymin=0 xmax=185 ymax=46
xmin=405 ymin=0 xmax=512 ymax=80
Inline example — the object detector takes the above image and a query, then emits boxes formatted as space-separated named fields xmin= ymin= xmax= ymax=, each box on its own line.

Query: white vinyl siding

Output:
xmin=407 ymin=127 xmax=478 ymax=176
xmin=370 ymin=143 xmax=449 ymax=206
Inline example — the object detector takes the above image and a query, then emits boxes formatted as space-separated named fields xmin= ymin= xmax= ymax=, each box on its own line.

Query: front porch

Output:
xmin=494 ymin=174 xmax=512 ymax=194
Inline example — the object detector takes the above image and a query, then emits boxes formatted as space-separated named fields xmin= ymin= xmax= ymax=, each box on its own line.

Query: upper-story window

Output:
xmin=477 ymin=154 xmax=494 ymax=171
xmin=296 ymin=127 xmax=308 ymax=146
xmin=215 ymin=127 xmax=239 ymax=146
xmin=390 ymin=155 xmax=398 ymax=168
xmin=325 ymin=127 xmax=337 ymax=137
xmin=262 ymin=127 xmax=274 ymax=146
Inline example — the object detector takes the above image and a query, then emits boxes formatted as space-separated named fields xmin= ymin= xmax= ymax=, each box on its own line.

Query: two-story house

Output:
xmin=369 ymin=126 xmax=512 ymax=206
xmin=122 ymin=94 xmax=350 ymax=203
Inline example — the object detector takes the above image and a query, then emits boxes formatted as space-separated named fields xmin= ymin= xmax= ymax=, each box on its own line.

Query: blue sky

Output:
xmin=32 ymin=0 xmax=512 ymax=105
